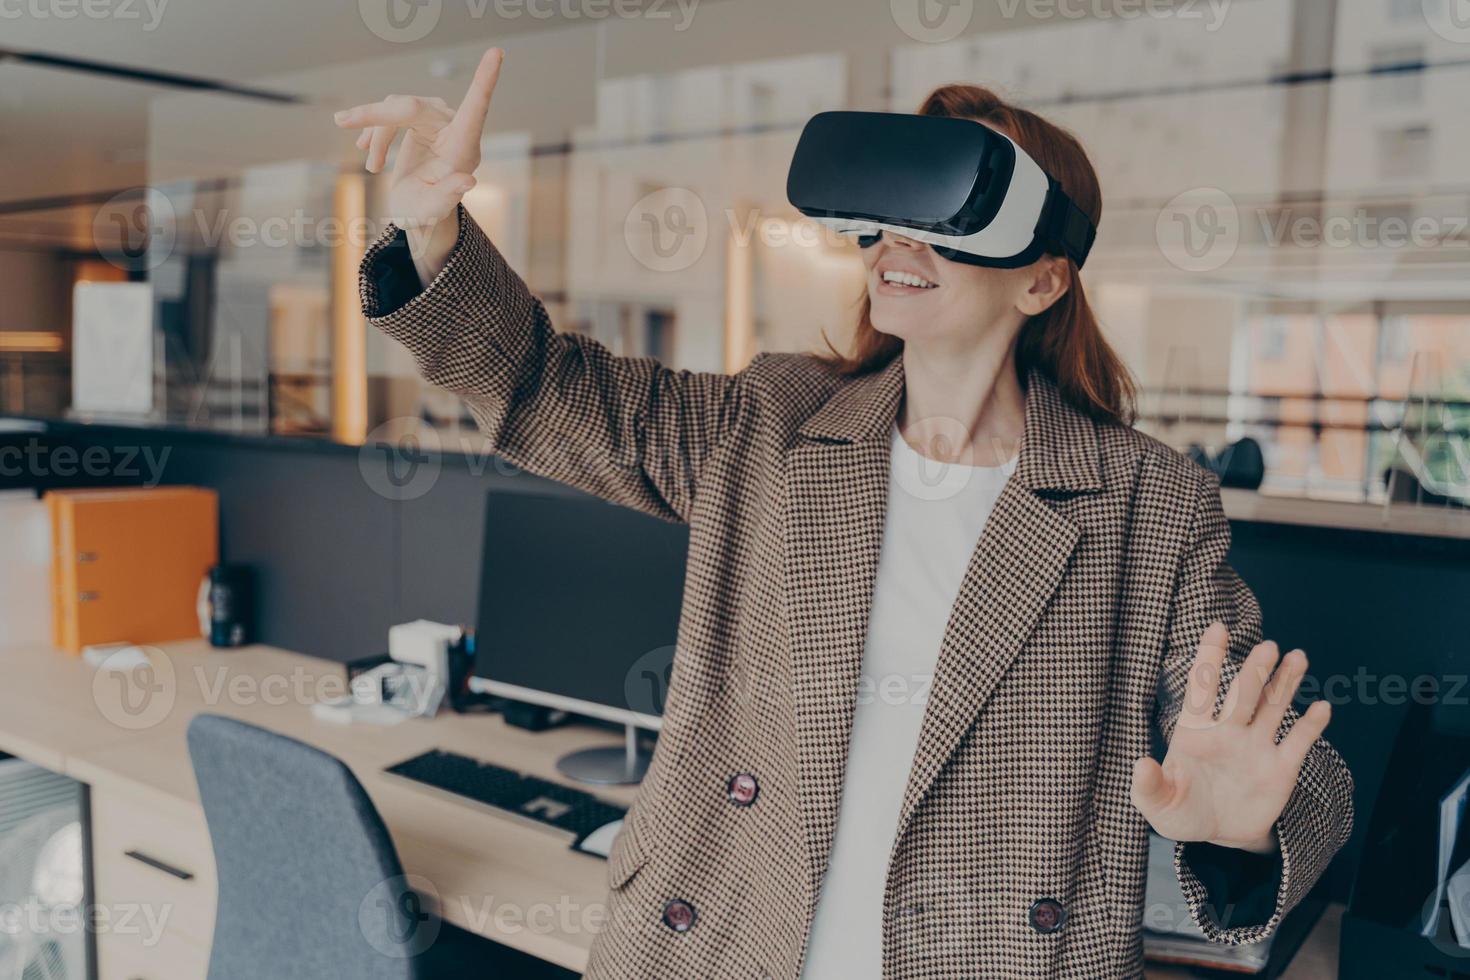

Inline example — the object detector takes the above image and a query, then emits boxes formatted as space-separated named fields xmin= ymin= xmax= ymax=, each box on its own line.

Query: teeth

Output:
xmin=882 ymin=270 xmax=936 ymax=288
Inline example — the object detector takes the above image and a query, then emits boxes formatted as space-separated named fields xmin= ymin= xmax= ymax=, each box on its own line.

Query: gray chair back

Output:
xmin=187 ymin=714 xmax=433 ymax=980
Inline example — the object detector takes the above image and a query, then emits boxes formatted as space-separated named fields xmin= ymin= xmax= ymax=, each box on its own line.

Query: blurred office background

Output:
xmin=3 ymin=6 xmax=1470 ymax=970
xmin=1 ymin=0 xmax=1467 ymax=509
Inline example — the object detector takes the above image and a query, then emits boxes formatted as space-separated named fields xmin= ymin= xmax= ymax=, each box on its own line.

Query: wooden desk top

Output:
xmin=1221 ymin=486 xmax=1470 ymax=540
xmin=0 ymin=639 xmax=634 ymax=970
xmin=0 ymin=640 xmax=1341 ymax=976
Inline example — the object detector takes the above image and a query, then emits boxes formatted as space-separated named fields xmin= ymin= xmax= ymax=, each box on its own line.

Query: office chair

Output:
xmin=186 ymin=714 xmax=446 ymax=980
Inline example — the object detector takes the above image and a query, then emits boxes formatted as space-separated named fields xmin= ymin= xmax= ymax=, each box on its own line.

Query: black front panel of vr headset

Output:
xmin=785 ymin=111 xmax=1012 ymax=236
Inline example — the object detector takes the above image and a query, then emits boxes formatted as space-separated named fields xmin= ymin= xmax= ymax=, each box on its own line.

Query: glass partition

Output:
xmin=0 ymin=0 xmax=1465 ymax=505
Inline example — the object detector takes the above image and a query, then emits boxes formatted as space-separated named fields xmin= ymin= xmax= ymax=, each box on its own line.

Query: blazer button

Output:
xmin=662 ymin=898 xmax=697 ymax=933
xmin=727 ymin=773 xmax=759 ymax=807
xmin=1028 ymin=897 xmax=1066 ymax=934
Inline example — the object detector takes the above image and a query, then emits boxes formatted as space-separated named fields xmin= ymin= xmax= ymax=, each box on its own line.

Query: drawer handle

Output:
xmin=124 ymin=850 xmax=195 ymax=881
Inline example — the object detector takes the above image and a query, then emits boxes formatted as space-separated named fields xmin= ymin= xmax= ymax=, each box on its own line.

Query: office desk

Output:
xmin=0 ymin=640 xmax=1341 ymax=978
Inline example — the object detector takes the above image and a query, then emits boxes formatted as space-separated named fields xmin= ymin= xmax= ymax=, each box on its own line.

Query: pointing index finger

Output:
xmin=450 ymin=47 xmax=504 ymax=140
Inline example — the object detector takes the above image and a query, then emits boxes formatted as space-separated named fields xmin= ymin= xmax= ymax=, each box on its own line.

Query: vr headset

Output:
xmin=786 ymin=110 xmax=1097 ymax=269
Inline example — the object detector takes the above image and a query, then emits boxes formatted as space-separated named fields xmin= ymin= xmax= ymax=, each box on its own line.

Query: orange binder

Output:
xmin=46 ymin=486 xmax=219 ymax=654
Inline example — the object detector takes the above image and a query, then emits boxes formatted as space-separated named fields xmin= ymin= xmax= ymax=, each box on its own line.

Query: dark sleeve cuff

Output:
xmin=368 ymin=228 xmax=424 ymax=316
xmin=1182 ymin=841 xmax=1282 ymax=930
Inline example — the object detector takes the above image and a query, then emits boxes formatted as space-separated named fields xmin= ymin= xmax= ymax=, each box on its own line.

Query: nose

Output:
xmin=885 ymin=232 xmax=925 ymax=251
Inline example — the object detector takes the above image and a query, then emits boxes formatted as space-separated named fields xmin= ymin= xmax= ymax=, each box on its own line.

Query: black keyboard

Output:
xmin=385 ymin=749 xmax=626 ymax=841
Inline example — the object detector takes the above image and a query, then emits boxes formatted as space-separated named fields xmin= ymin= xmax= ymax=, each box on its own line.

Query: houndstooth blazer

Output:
xmin=362 ymin=208 xmax=1354 ymax=979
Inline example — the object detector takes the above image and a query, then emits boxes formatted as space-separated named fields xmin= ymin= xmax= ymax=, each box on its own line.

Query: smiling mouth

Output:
xmin=880 ymin=269 xmax=938 ymax=290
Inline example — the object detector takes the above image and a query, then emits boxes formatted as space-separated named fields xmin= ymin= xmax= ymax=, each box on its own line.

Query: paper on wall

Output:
xmin=71 ymin=281 xmax=153 ymax=416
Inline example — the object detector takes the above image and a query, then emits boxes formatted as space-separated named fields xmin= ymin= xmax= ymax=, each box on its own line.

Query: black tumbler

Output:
xmin=205 ymin=564 xmax=252 ymax=648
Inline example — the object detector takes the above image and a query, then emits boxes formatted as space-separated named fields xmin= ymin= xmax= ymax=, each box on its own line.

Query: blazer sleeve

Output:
xmin=358 ymin=205 xmax=753 ymax=524
xmin=1155 ymin=471 xmax=1355 ymax=945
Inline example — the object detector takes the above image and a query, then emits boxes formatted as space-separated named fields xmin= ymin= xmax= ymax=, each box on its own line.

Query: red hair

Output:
xmin=823 ymin=84 xmax=1135 ymax=426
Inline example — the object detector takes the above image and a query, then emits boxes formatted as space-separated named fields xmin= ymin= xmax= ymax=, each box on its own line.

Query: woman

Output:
xmin=336 ymin=48 xmax=1353 ymax=979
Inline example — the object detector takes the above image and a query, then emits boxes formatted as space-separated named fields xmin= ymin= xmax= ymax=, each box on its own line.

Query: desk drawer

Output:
xmin=96 ymin=925 xmax=209 ymax=980
xmin=91 ymin=787 xmax=217 ymax=948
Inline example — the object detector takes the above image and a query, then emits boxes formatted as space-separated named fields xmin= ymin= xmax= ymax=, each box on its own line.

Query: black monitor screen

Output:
xmin=475 ymin=490 xmax=689 ymax=721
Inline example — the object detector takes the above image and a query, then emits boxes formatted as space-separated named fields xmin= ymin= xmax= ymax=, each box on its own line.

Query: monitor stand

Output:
xmin=556 ymin=724 xmax=650 ymax=785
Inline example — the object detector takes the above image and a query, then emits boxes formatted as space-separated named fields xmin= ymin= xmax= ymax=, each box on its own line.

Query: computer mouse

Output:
xmin=82 ymin=643 xmax=151 ymax=672
xmin=575 ymin=818 xmax=624 ymax=859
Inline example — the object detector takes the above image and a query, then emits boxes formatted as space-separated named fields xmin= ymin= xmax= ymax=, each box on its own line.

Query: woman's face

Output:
xmin=860 ymin=233 xmax=1043 ymax=347
xmin=858 ymin=121 xmax=1071 ymax=350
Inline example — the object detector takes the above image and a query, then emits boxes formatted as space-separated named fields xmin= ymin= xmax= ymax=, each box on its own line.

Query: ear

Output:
xmin=1014 ymin=255 xmax=1071 ymax=317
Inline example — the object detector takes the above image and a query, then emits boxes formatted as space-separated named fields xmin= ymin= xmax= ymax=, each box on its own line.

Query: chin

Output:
xmin=868 ymin=299 xmax=934 ymax=342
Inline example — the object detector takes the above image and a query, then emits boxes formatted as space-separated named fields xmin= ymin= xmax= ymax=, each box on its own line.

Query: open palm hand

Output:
xmin=1131 ymin=622 xmax=1332 ymax=854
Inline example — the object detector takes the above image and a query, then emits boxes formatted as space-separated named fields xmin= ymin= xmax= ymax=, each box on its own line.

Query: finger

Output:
xmin=1278 ymin=699 xmax=1331 ymax=771
xmin=1130 ymin=756 xmax=1175 ymax=817
xmin=1179 ymin=622 xmax=1229 ymax=725
xmin=335 ymin=95 xmax=437 ymax=131
xmin=355 ymin=129 xmax=371 ymax=150
xmin=366 ymin=125 xmax=396 ymax=174
xmin=1255 ymin=648 xmax=1307 ymax=737
xmin=335 ymin=102 xmax=406 ymax=129
xmin=449 ymin=47 xmax=504 ymax=140
xmin=1219 ymin=640 xmax=1279 ymax=726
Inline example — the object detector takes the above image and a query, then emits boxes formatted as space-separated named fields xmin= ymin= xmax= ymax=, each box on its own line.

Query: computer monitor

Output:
xmin=469 ymin=489 xmax=689 ymax=783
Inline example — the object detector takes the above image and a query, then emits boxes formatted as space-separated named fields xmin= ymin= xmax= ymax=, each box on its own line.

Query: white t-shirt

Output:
xmin=800 ymin=427 xmax=1015 ymax=980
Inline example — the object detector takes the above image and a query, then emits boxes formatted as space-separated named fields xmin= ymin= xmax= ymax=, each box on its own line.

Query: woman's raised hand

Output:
xmin=334 ymin=47 xmax=504 ymax=282
xmin=1130 ymin=622 xmax=1333 ymax=856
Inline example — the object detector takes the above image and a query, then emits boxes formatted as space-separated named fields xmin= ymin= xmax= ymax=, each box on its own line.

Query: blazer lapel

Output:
xmin=893 ymin=371 xmax=1101 ymax=842
xmin=784 ymin=356 xmax=904 ymax=896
